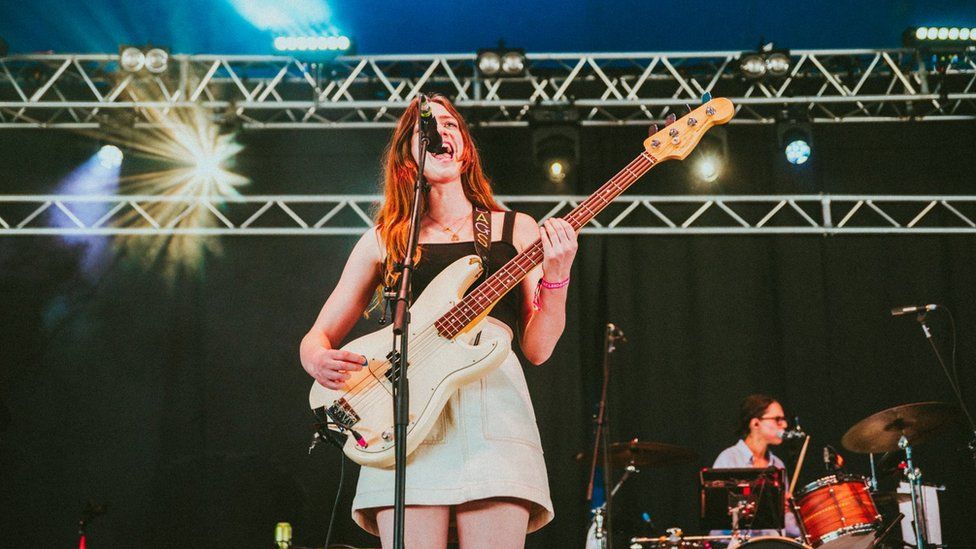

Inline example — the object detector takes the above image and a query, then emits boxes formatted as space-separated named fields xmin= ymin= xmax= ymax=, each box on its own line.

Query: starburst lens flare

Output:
xmin=98 ymin=105 xmax=249 ymax=277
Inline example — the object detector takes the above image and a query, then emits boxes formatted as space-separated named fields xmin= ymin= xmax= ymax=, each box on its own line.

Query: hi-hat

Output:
xmin=841 ymin=402 xmax=956 ymax=454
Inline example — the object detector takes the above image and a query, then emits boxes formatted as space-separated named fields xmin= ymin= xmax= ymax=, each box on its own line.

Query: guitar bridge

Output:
xmin=325 ymin=398 xmax=360 ymax=431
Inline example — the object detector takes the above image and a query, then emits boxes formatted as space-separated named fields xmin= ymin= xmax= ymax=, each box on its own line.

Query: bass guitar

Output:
xmin=310 ymin=97 xmax=735 ymax=467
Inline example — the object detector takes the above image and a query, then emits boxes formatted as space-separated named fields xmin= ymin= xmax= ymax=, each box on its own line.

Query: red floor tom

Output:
xmin=795 ymin=475 xmax=880 ymax=549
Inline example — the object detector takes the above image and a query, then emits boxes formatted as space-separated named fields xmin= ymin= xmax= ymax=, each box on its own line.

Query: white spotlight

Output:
xmin=785 ymin=139 xmax=811 ymax=166
xmin=694 ymin=156 xmax=720 ymax=183
xmin=97 ymin=145 xmax=124 ymax=169
xmin=937 ymin=27 xmax=950 ymax=39
xmin=546 ymin=160 xmax=567 ymax=183
xmin=926 ymin=27 xmax=938 ymax=40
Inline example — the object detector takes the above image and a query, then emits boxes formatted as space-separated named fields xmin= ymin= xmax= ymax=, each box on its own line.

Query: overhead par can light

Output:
xmin=477 ymin=50 xmax=502 ymax=76
xmin=144 ymin=48 xmax=169 ymax=74
xmin=739 ymin=53 xmax=767 ymax=79
xmin=765 ymin=52 xmax=791 ymax=77
xmin=119 ymin=46 xmax=146 ymax=72
xmin=500 ymin=50 xmax=526 ymax=76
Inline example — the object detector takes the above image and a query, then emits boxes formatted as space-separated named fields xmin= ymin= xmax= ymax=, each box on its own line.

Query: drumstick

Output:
xmin=788 ymin=435 xmax=811 ymax=499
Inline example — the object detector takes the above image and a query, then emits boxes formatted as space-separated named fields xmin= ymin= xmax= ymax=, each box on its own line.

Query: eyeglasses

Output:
xmin=758 ymin=416 xmax=788 ymax=424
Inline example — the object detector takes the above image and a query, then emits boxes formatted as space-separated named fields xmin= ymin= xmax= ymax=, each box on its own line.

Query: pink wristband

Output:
xmin=532 ymin=277 xmax=570 ymax=311
xmin=539 ymin=277 xmax=570 ymax=289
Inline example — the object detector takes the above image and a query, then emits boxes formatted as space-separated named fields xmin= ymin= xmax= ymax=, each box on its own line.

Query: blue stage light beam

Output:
xmin=49 ymin=146 xmax=124 ymax=277
xmin=227 ymin=0 xmax=337 ymax=34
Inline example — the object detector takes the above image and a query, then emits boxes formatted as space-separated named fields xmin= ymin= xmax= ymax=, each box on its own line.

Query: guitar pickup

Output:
xmin=385 ymin=350 xmax=406 ymax=383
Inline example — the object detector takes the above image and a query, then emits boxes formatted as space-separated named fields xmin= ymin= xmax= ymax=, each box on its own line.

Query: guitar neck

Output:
xmin=435 ymin=151 xmax=658 ymax=338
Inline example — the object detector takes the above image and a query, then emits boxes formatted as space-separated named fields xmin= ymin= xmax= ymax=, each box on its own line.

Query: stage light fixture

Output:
xmin=477 ymin=51 xmax=501 ymax=76
xmin=119 ymin=45 xmax=170 ymax=74
xmin=778 ymin=123 xmax=814 ymax=167
xmin=546 ymin=160 xmax=567 ymax=182
xmin=477 ymin=47 xmax=526 ymax=77
xmin=688 ymin=128 xmax=728 ymax=185
xmin=531 ymin=113 xmax=579 ymax=185
xmin=904 ymin=26 xmax=976 ymax=49
xmin=119 ymin=46 xmax=146 ymax=72
xmin=784 ymin=139 xmax=811 ymax=165
xmin=97 ymin=145 xmax=124 ymax=169
xmin=739 ymin=53 xmax=767 ymax=79
xmin=273 ymin=34 xmax=352 ymax=52
xmin=144 ymin=48 xmax=169 ymax=74
xmin=695 ymin=157 xmax=720 ymax=183
xmin=738 ymin=45 xmax=792 ymax=81
xmin=501 ymin=50 xmax=526 ymax=75
xmin=765 ymin=52 xmax=791 ymax=77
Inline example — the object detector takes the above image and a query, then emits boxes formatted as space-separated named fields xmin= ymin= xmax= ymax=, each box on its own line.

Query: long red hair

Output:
xmin=375 ymin=94 xmax=503 ymax=287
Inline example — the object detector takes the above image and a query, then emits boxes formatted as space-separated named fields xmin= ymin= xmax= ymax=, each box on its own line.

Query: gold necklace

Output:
xmin=429 ymin=211 xmax=470 ymax=242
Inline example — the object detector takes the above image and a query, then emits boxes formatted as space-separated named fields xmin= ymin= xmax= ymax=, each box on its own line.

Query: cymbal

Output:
xmin=841 ymin=402 xmax=956 ymax=454
xmin=577 ymin=439 xmax=698 ymax=469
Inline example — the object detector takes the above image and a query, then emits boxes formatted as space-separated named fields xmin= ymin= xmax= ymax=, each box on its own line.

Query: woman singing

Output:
xmin=299 ymin=94 xmax=578 ymax=548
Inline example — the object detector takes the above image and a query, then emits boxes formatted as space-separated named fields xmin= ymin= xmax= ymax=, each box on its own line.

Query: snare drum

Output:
xmin=795 ymin=475 xmax=881 ymax=549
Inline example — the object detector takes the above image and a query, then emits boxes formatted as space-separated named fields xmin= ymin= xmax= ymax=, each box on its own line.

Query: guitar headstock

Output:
xmin=643 ymin=98 xmax=734 ymax=162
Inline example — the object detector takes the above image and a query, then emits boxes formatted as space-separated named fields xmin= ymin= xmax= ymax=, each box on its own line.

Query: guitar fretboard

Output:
xmin=435 ymin=151 xmax=658 ymax=338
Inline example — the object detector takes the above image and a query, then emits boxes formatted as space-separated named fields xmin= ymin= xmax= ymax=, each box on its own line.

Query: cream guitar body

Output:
xmin=309 ymin=255 xmax=509 ymax=468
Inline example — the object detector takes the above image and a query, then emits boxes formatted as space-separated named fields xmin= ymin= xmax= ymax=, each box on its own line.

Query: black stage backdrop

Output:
xmin=1 ymin=123 xmax=975 ymax=548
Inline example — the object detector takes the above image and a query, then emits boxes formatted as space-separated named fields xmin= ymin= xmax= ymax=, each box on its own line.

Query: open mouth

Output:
xmin=431 ymin=142 xmax=455 ymax=161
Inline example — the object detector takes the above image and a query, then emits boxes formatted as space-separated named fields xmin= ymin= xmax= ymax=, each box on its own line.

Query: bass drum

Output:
xmin=737 ymin=537 xmax=811 ymax=549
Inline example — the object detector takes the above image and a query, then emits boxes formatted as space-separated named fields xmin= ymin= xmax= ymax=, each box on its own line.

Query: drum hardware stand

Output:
xmin=899 ymin=435 xmax=927 ymax=549
xmin=586 ymin=322 xmax=627 ymax=549
xmin=868 ymin=453 xmax=879 ymax=491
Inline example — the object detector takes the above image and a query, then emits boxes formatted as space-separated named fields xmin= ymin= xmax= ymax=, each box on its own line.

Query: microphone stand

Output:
xmin=390 ymin=101 xmax=432 ymax=549
xmin=915 ymin=311 xmax=976 ymax=467
xmin=586 ymin=323 xmax=625 ymax=549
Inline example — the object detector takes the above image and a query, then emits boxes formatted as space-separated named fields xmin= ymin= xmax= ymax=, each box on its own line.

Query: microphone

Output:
xmin=890 ymin=304 xmax=938 ymax=316
xmin=418 ymin=94 xmax=446 ymax=154
xmin=778 ymin=428 xmax=806 ymax=440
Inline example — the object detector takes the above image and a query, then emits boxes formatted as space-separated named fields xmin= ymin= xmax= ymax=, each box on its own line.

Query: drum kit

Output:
xmin=586 ymin=402 xmax=960 ymax=549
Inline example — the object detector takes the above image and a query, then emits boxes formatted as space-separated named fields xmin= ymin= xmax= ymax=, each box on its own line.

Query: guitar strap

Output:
xmin=471 ymin=205 xmax=492 ymax=283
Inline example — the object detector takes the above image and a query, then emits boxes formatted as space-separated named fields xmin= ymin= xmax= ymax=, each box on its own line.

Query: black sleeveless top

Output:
xmin=411 ymin=211 xmax=521 ymax=334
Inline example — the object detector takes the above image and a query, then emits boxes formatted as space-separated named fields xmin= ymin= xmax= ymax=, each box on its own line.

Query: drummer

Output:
xmin=712 ymin=394 xmax=802 ymax=539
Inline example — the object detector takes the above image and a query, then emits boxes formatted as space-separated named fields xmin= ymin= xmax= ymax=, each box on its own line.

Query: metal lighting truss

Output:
xmin=1 ymin=49 xmax=974 ymax=128
xmin=2 ymin=194 xmax=975 ymax=235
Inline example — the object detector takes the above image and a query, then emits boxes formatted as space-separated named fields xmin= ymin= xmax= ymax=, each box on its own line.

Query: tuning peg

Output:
xmin=648 ymin=123 xmax=658 ymax=136
xmin=701 ymin=91 xmax=712 ymax=104
xmin=664 ymin=113 xmax=676 ymax=126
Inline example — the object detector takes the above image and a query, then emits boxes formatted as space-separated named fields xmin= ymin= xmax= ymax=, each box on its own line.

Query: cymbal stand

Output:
xmin=868 ymin=453 xmax=879 ymax=491
xmin=586 ymin=323 xmax=626 ymax=549
xmin=915 ymin=310 xmax=976 ymax=467
xmin=899 ymin=435 xmax=927 ymax=549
